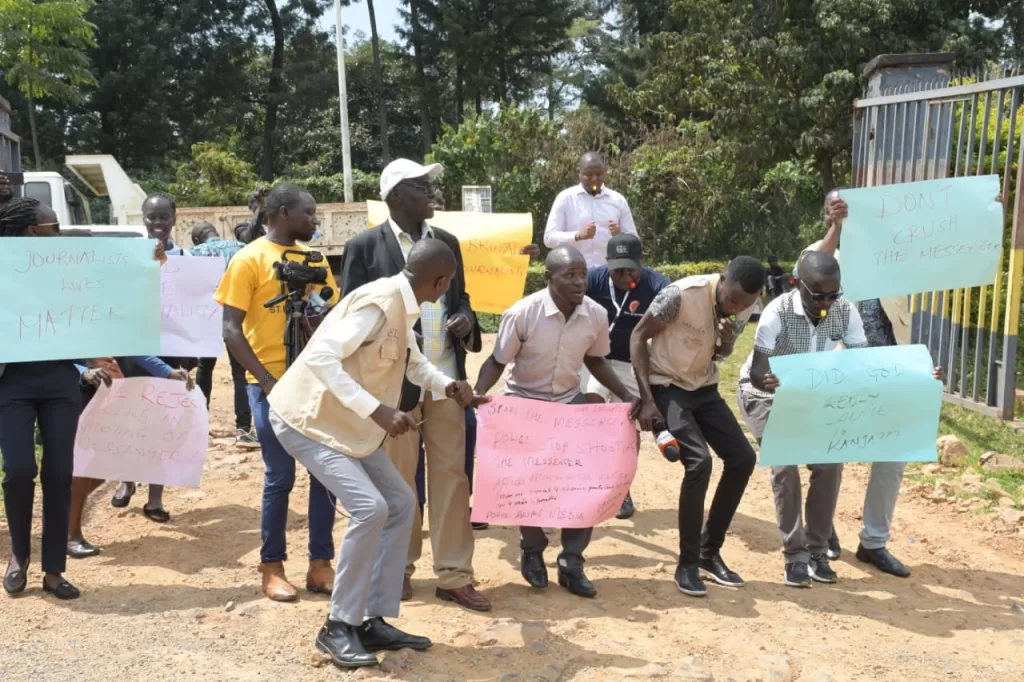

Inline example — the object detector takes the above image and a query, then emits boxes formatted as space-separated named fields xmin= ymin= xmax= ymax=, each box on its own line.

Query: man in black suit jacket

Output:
xmin=339 ymin=159 xmax=490 ymax=613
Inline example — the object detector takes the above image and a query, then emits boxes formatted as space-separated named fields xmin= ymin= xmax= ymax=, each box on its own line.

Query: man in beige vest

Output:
xmin=266 ymin=239 xmax=483 ymax=670
xmin=631 ymin=257 xmax=765 ymax=598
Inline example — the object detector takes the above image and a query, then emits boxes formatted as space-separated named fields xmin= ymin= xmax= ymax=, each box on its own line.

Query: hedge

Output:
xmin=476 ymin=260 xmax=791 ymax=333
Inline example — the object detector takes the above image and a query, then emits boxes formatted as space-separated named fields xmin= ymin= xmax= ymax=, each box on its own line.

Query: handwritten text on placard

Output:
xmin=759 ymin=345 xmax=942 ymax=466
xmin=839 ymin=175 xmax=1002 ymax=300
xmin=367 ymin=200 xmax=532 ymax=314
xmin=470 ymin=396 xmax=637 ymax=528
xmin=0 ymin=237 xmax=161 ymax=362
xmin=160 ymin=256 xmax=225 ymax=357
xmin=74 ymin=377 xmax=210 ymax=487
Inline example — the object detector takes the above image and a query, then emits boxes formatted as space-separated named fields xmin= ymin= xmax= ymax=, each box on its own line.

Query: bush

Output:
xmin=476 ymin=259 xmax=791 ymax=332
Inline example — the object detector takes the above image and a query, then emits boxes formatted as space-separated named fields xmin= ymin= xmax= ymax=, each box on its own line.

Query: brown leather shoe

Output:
xmin=306 ymin=559 xmax=334 ymax=594
xmin=259 ymin=561 xmax=297 ymax=602
xmin=436 ymin=584 xmax=492 ymax=612
xmin=401 ymin=575 xmax=413 ymax=601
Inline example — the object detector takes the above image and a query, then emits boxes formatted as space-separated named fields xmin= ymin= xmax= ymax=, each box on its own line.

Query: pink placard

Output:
xmin=74 ymin=377 xmax=209 ymax=487
xmin=471 ymin=396 xmax=637 ymax=528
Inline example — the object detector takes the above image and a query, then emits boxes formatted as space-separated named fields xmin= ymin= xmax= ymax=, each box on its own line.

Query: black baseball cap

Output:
xmin=606 ymin=233 xmax=642 ymax=270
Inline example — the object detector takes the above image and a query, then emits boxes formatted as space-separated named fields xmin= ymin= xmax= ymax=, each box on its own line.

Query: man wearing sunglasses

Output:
xmin=737 ymin=250 xmax=868 ymax=588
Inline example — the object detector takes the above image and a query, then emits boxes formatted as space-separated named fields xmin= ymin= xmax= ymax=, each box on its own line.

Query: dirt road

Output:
xmin=2 ymin=336 xmax=1023 ymax=681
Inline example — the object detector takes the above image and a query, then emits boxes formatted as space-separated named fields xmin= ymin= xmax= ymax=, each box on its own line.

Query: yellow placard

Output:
xmin=367 ymin=201 xmax=532 ymax=315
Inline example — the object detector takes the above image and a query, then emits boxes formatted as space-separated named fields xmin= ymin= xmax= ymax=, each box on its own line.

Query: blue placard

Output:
xmin=839 ymin=175 xmax=1002 ymax=301
xmin=759 ymin=345 xmax=942 ymax=466
xmin=0 ymin=237 xmax=161 ymax=362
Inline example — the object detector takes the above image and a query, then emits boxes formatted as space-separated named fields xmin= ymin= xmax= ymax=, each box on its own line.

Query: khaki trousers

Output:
xmin=386 ymin=393 xmax=474 ymax=589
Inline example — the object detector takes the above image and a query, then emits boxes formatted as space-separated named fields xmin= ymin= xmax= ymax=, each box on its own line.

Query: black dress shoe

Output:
xmin=3 ymin=564 xmax=27 ymax=595
xmin=616 ymin=492 xmax=636 ymax=520
xmin=67 ymin=538 xmax=101 ymax=559
xmin=557 ymin=569 xmax=597 ymax=598
xmin=521 ymin=551 xmax=549 ymax=588
xmin=699 ymin=552 xmax=745 ymax=587
xmin=674 ymin=564 xmax=707 ymax=597
xmin=856 ymin=544 xmax=911 ymax=578
xmin=316 ymin=618 xmax=378 ymax=668
xmin=471 ymin=521 xmax=490 ymax=531
xmin=358 ymin=616 xmax=432 ymax=652
xmin=42 ymin=578 xmax=80 ymax=600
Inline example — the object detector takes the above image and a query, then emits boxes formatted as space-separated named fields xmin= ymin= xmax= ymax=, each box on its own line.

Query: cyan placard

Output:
xmin=759 ymin=345 xmax=942 ymax=466
xmin=0 ymin=237 xmax=161 ymax=362
xmin=839 ymin=175 xmax=1002 ymax=301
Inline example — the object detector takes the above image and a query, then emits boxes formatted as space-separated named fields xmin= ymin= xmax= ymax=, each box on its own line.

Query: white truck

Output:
xmin=20 ymin=154 xmax=367 ymax=271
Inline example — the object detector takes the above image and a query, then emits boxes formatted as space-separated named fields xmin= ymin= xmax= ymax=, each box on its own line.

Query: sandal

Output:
xmin=3 ymin=565 xmax=27 ymax=595
xmin=43 ymin=578 xmax=81 ymax=600
xmin=143 ymin=505 xmax=171 ymax=523
xmin=111 ymin=482 xmax=136 ymax=508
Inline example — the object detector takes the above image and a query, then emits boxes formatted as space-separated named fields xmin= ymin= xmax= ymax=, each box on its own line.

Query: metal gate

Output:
xmin=851 ymin=65 xmax=1024 ymax=419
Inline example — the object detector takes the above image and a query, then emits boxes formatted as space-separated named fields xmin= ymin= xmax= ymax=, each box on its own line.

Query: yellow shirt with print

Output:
xmin=214 ymin=238 xmax=340 ymax=383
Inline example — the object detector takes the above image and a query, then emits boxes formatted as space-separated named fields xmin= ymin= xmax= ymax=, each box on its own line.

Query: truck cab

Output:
xmin=21 ymin=171 xmax=92 ymax=226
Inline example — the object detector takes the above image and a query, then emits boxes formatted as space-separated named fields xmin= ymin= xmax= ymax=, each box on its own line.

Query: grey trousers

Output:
xmin=269 ymin=409 xmax=415 ymax=626
xmin=520 ymin=391 xmax=592 ymax=571
xmin=859 ymin=461 xmax=906 ymax=550
xmin=738 ymin=392 xmax=843 ymax=565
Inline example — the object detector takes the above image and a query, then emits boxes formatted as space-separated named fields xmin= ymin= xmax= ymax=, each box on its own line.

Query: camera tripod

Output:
xmin=264 ymin=287 xmax=312 ymax=369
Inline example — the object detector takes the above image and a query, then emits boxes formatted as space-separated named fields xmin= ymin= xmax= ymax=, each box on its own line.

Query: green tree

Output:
xmin=0 ymin=0 xmax=97 ymax=169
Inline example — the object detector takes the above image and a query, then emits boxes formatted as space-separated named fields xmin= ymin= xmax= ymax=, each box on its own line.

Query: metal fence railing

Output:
xmin=852 ymin=68 xmax=1024 ymax=419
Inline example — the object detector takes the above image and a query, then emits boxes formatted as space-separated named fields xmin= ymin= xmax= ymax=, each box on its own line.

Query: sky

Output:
xmin=327 ymin=0 xmax=404 ymax=45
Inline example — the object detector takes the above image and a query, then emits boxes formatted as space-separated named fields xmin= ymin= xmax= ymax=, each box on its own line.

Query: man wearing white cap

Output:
xmin=339 ymin=159 xmax=490 ymax=612
xmin=544 ymin=151 xmax=638 ymax=268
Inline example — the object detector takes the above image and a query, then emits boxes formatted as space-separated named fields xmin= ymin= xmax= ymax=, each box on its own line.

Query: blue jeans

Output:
xmin=248 ymin=384 xmax=336 ymax=563
xmin=415 ymin=406 xmax=476 ymax=515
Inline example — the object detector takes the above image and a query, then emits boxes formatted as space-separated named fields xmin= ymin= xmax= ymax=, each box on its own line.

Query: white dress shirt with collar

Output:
xmin=303 ymin=273 xmax=454 ymax=420
xmin=543 ymin=184 xmax=638 ymax=268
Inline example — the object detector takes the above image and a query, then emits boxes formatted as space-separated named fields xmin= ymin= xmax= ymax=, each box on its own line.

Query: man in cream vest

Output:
xmin=267 ymin=239 xmax=482 ymax=670
xmin=631 ymin=257 xmax=766 ymax=598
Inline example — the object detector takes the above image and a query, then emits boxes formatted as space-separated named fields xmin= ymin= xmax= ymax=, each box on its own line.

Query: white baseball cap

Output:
xmin=379 ymin=159 xmax=443 ymax=201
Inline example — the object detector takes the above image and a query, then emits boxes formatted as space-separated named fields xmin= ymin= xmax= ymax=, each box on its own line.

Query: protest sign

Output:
xmin=74 ymin=377 xmax=209 ymax=487
xmin=160 ymin=256 xmax=224 ymax=356
xmin=0 ymin=237 xmax=160 ymax=362
xmin=470 ymin=396 xmax=637 ymax=528
xmin=759 ymin=345 xmax=942 ymax=466
xmin=367 ymin=200 xmax=532 ymax=314
xmin=839 ymin=175 xmax=1003 ymax=300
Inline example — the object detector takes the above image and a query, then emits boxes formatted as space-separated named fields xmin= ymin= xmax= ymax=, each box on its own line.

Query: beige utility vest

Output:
xmin=269 ymin=277 xmax=409 ymax=458
xmin=648 ymin=274 xmax=724 ymax=391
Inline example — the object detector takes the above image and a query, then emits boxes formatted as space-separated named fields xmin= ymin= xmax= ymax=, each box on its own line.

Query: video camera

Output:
xmin=264 ymin=249 xmax=335 ymax=367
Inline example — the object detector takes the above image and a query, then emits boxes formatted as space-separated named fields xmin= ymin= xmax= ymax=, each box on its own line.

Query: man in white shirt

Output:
xmin=544 ymin=152 xmax=638 ymax=267
xmin=738 ymin=251 xmax=868 ymax=589
xmin=267 ymin=238 xmax=483 ymax=670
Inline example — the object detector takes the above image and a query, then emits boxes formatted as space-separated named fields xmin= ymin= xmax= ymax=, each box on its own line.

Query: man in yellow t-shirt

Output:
xmin=214 ymin=183 xmax=340 ymax=603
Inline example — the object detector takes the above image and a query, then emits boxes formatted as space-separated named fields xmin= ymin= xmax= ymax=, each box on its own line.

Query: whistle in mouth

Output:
xmin=591 ymin=185 xmax=599 ymax=192
xmin=628 ymin=281 xmax=637 ymax=289
xmin=820 ymin=309 xmax=828 ymax=318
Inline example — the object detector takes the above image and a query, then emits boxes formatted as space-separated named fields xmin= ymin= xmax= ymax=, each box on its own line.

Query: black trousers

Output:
xmin=519 ymin=392 xmax=592 ymax=570
xmin=195 ymin=348 xmax=252 ymax=431
xmin=652 ymin=383 xmax=756 ymax=566
xmin=0 ymin=361 xmax=82 ymax=573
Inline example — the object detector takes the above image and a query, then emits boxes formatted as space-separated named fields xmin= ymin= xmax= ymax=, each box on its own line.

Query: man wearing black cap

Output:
xmin=583 ymin=233 xmax=670 ymax=519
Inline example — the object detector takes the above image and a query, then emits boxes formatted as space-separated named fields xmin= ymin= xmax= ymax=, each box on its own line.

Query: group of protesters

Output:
xmin=0 ymin=154 xmax=947 ymax=671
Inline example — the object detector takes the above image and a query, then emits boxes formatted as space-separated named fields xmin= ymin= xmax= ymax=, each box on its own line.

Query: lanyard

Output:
xmin=608 ymin=278 xmax=632 ymax=333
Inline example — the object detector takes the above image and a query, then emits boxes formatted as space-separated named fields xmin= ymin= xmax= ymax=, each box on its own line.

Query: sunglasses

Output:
xmin=800 ymin=280 xmax=842 ymax=302
xmin=36 ymin=221 xmax=61 ymax=234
